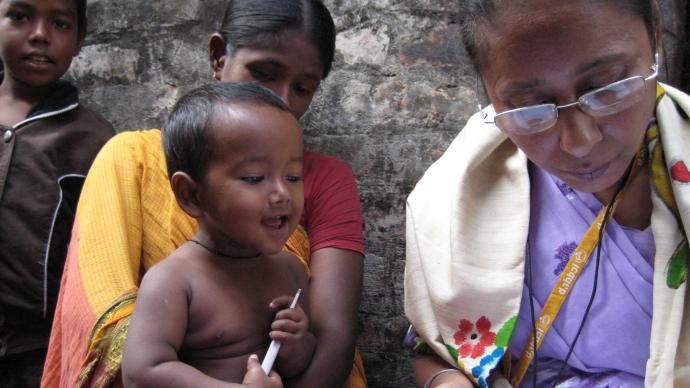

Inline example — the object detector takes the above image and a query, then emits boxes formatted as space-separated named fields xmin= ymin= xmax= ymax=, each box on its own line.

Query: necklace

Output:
xmin=188 ymin=239 xmax=261 ymax=259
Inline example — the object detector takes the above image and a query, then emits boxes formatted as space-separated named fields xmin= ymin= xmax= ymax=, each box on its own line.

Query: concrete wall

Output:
xmin=69 ymin=1 xmax=687 ymax=386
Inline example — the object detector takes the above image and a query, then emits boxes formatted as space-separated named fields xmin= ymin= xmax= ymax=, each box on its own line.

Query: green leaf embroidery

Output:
xmin=495 ymin=316 xmax=517 ymax=348
xmin=413 ymin=341 xmax=431 ymax=354
xmin=446 ymin=344 xmax=459 ymax=362
xmin=667 ymin=240 xmax=688 ymax=289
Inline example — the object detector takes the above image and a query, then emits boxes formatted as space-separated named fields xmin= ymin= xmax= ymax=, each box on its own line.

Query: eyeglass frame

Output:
xmin=478 ymin=53 xmax=659 ymax=135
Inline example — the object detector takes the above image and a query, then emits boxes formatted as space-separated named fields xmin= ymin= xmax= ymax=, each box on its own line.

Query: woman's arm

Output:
xmin=286 ymin=152 xmax=364 ymax=387
xmin=42 ymin=132 xmax=147 ymax=387
xmin=272 ymin=260 xmax=316 ymax=377
xmin=42 ymin=130 xmax=197 ymax=387
xmin=414 ymin=353 xmax=473 ymax=388
xmin=285 ymin=247 xmax=363 ymax=387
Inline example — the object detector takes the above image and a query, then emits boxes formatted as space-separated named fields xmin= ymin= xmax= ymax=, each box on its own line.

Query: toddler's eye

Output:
xmin=241 ymin=176 xmax=264 ymax=184
xmin=286 ymin=175 xmax=301 ymax=183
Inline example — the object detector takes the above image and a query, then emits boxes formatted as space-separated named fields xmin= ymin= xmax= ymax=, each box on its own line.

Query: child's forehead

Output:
xmin=207 ymin=104 xmax=300 ymax=149
xmin=209 ymin=103 xmax=294 ymax=132
xmin=2 ymin=0 xmax=77 ymax=12
xmin=209 ymin=104 xmax=262 ymax=135
xmin=211 ymin=102 xmax=267 ymax=121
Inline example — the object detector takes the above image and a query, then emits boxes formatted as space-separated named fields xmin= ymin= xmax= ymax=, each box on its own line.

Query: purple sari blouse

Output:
xmin=509 ymin=164 xmax=654 ymax=387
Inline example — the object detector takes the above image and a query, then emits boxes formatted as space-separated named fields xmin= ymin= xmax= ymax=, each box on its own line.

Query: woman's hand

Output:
xmin=431 ymin=375 xmax=474 ymax=388
xmin=435 ymin=384 xmax=473 ymax=388
xmin=284 ymin=247 xmax=363 ymax=387
xmin=414 ymin=353 xmax=474 ymax=388
xmin=243 ymin=355 xmax=283 ymax=388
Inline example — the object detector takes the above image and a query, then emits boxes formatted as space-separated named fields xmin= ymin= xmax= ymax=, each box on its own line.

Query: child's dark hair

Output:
xmin=218 ymin=0 xmax=336 ymax=78
xmin=75 ymin=0 xmax=87 ymax=40
xmin=162 ymin=82 xmax=289 ymax=181
xmin=458 ymin=0 xmax=659 ymax=72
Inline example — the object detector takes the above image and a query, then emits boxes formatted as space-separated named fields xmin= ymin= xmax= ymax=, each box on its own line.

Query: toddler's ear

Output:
xmin=171 ymin=171 xmax=204 ymax=218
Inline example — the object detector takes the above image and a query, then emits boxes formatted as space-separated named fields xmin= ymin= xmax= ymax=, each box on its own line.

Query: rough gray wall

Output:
xmin=684 ymin=1 xmax=690 ymax=90
xmin=69 ymin=1 xmax=687 ymax=387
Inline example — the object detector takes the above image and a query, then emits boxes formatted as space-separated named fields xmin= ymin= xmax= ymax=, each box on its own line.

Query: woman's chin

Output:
xmin=559 ymin=173 xmax=625 ymax=201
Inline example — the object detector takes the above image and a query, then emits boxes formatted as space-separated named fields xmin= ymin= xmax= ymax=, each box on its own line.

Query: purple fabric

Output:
xmin=509 ymin=164 xmax=653 ymax=387
xmin=524 ymin=358 xmax=645 ymax=387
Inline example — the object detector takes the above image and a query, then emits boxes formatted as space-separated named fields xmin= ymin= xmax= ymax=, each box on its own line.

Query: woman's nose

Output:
xmin=558 ymin=109 xmax=603 ymax=158
xmin=273 ymin=84 xmax=293 ymax=111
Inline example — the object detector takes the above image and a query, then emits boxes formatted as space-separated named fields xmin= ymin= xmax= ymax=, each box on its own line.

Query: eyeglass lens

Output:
xmin=496 ymin=105 xmax=556 ymax=134
xmin=497 ymin=76 xmax=649 ymax=134
xmin=579 ymin=76 xmax=646 ymax=116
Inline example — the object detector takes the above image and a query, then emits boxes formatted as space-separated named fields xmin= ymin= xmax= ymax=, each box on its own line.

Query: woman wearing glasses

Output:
xmin=405 ymin=0 xmax=689 ymax=387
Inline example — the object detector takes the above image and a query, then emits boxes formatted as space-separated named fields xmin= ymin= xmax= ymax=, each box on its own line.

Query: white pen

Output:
xmin=261 ymin=288 xmax=302 ymax=375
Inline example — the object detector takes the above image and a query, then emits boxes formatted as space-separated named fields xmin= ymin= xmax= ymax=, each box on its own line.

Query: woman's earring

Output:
xmin=212 ymin=71 xmax=218 ymax=80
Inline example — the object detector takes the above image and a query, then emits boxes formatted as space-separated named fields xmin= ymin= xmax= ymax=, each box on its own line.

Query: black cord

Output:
xmin=526 ymin=240 xmax=538 ymax=388
xmin=553 ymin=200 xmax=611 ymax=381
xmin=553 ymin=159 xmax=633 ymax=382
xmin=523 ymin=152 xmax=640 ymax=385
xmin=188 ymin=239 xmax=261 ymax=259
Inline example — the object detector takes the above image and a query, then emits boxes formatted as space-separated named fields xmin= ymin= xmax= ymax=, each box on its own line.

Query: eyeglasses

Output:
xmin=480 ymin=53 xmax=659 ymax=135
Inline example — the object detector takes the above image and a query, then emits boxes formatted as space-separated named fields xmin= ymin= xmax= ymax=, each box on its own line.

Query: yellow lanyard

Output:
xmin=511 ymin=149 xmax=644 ymax=387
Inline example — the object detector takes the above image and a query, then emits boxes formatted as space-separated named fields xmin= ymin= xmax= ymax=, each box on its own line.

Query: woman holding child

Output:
xmin=42 ymin=0 xmax=365 ymax=387
xmin=405 ymin=0 xmax=690 ymax=387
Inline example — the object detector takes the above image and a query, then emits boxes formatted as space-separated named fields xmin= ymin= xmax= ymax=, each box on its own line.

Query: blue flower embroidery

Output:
xmin=471 ymin=347 xmax=505 ymax=388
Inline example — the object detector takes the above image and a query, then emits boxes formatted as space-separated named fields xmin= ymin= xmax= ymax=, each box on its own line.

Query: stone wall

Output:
xmin=69 ymin=1 xmax=687 ymax=386
xmin=684 ymin=1 xmax=690 ymax=90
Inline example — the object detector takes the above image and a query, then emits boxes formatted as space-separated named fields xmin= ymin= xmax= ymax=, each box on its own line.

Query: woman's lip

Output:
xmin=566 ymin=162 xmax=610 ymax=181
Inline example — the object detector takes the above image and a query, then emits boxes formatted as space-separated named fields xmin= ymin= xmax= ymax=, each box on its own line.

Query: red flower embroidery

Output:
xmin=453 ymin=316 xmax=497 ymax=359
xmin=670 ymin=161 xmax=690 ymax=183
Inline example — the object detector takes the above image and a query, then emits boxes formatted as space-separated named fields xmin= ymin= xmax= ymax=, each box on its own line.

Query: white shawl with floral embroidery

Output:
xmin=404 ymin=83 xmax=690 ymax=387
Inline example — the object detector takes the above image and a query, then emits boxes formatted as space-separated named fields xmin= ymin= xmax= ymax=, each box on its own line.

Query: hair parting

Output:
xmin=217 ymin=0 xmax=336 ymax=78
xmin=457 ymin=0 xmax=660 ymax=72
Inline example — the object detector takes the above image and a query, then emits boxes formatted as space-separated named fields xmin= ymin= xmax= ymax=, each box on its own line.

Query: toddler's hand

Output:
xmin=268 ymin=294 xmax=310 ymax=351
xmin=268 ymin=294 xmax=315 ymax=376
xmin=243 ymin=354 xmax=283 ymax=388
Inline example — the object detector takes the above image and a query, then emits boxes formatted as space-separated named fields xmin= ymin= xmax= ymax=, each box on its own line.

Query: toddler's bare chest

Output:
xmin=180 ymin=269 xmax=298 ymax=359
